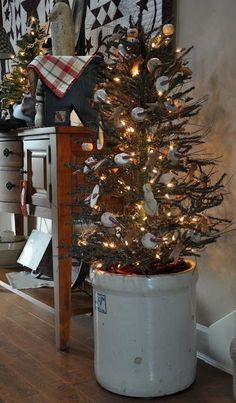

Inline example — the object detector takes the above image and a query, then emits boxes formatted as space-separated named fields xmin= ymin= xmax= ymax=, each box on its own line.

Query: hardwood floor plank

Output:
xmin=0 ymin=289 xmax=234 ymax=403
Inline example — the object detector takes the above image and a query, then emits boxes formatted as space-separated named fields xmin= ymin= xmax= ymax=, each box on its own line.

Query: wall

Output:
xmin=176 ymin=0 xmax=236 ymax=331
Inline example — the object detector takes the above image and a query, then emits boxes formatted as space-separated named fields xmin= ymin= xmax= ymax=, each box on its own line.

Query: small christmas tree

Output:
xmin=71 ymin=9 xmax=232 ymax=275
xmin=0 ymin=17 xmax=47 ymax=106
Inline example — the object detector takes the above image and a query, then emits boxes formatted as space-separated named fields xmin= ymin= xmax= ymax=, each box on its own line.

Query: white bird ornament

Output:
xmin=143 ymin=183 xmax=158 ymax=216
xmin=101 ymin=212 xmax=124 ymax=228
xmin=141 ymin=233 xmax=158 ymax=249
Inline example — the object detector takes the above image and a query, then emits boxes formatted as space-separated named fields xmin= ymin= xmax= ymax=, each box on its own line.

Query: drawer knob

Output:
xmin=20 ymin=168 xmax=27 ymax=175
xmin=6 ymin=181 xmax=16 ymax=191
xmin=3 ymin=148 xmax=13 ymax=157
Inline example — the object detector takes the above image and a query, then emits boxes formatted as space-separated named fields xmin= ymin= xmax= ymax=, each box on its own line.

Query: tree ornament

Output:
xmin=127 ymin=28 xmax=139 ymax=38
xmin=185 ymin=230 xmax=201 ymax=244
xmin=118 ymin=43 xmax=127 ymax=57
xmin=114 ymin=153 xmax=130 ymax=166
xmin=131 ymin=107 xmax=147 ymax=122
xmin=97 ymin=125 xmax=104 ymax=150
xmin=141 ymin=233 xmax=158 ymax=249
xmin=143 ymin=183 xmax=158 ymax=216
xmin=94 ymin=89 xmax=108 ymax=103
xmin=174 ymin=98 xmax=185 ymax=111
xmin=82 ymin=156 xmax=97 ymax=174
xmin=167 ymin=148 xmax=178 ymax=166
xmin=81 ymin=143 xmax=93 ymax=151
xmin=101 ymin=212 xmax=123 ymax=228
xmin=155 ymin=76 xmax=169 ymax=93
xmin=127 ymin=37 xmax=139 ymax=43
xmin=84 ymin=184 xmax=100 ymax=208
xmin=147 ymin=57 xmax=162 ymax=73
xmin=165 ymin=101 xmax=177 ymax=112
xmin=162 ymin=24 xmax=175 ymax=36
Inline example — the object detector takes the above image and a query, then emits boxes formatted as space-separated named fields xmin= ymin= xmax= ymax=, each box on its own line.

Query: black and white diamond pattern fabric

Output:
xmin=1 ymin=0 xmax=52 ymax=46
xmin=85 ymin=0 xmax=162 ymax=54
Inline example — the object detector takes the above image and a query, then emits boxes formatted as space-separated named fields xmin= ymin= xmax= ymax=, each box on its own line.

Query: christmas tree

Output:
xmin=71 ymin=8 xmax=232 ymax=275
xmin=0 ymin=17 xmax=47 ymax=106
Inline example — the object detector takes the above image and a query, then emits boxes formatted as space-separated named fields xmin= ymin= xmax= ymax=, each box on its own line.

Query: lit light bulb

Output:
xmin=167 ymin=212 xmax=171 ymax=217
xmin=121 ymin=120 xmax=126 ymax=126
xmin=165 ymin=193 xmax=170 ymax=199
xmin=180 ymin=216 xmax=185 ymax=222
xmin=155 ymin=253 xmax=160 ymax=259
xmin=140 ymin=227 xmax=145 ymax=231
xmin=127 ymin=127 xmax=135 ymax=133
xmin=103 ymin=242 xmax=109 ymax=247
xmin=131 ymin=64 xmax=140 ymax=77
xmin=176 ymin=48 xmax=182 ymax=53
xmin=167 ymin=182 xmax=174 ymax=188
xmin=113 ymin=77 xmax=120 ymax=83
xmin=158 ymin=90 xmax=163 ymax=96
xmin=159 ymin=155 xmax=163 ymax=160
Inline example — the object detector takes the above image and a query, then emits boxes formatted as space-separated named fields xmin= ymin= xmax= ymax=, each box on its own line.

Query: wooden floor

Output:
xmin=0 ymin=286 xmax=234 ymax=403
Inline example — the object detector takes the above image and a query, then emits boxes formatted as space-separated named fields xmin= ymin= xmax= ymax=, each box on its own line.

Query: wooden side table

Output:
xmin=0 ymin=126 xmax=96 ymax=350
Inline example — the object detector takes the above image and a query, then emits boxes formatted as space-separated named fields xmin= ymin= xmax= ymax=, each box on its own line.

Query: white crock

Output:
xmin=92 ymin=260 xmax=198 ymax=397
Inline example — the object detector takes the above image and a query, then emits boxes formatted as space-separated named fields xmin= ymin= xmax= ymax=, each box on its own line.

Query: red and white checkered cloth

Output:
xmin=28 ymin=55 xmax=94 ymax=98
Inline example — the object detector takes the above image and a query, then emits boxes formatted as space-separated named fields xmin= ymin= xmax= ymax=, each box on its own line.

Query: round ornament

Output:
xmin=141 ymin=233 xmax=157 ymax=249
xmin=81 ymin=142 xmax=93 ymax=151
xmin=127 ymin=28 xmax=139 ymax=38
xmin=114 ymin=153 xmax=130 ymax=166
xmin=155 ymin=76 xmax=169 ymax=92
xmin=101 ymin=212 xmax=119 ymax=228
xmin=147 ymin=58 xmax=162 ymax=73
xmin=94 ymin=89 xmax=107 ymax=103
xmin=131 ymin=107 xmax=147 ymax=122
xmin=162 ymin=24 xmax=175 ymax=36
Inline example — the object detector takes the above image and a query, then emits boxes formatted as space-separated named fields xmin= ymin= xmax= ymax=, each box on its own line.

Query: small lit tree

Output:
xmin=71 ymin=7 xmax=232 ymax=275
xmin=0 ymin=17 xmax=47 ymax=106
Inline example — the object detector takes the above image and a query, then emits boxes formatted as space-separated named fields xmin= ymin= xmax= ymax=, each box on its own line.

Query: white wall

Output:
xmin=176 ymin=0 xmax=236 ymax=327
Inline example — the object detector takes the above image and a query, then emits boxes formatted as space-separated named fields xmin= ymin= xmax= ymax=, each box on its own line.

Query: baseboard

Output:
xmin=197 ymin=311 xmax=236 ymax=374
xmin=197 ymin=351 xmax=233 ymax=375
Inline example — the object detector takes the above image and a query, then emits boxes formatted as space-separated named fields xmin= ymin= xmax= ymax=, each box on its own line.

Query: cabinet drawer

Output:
xmin=0 ymin=171 xmax=21 ymax=202
xmin=0 ymin=141 xmax=22 ymax=168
